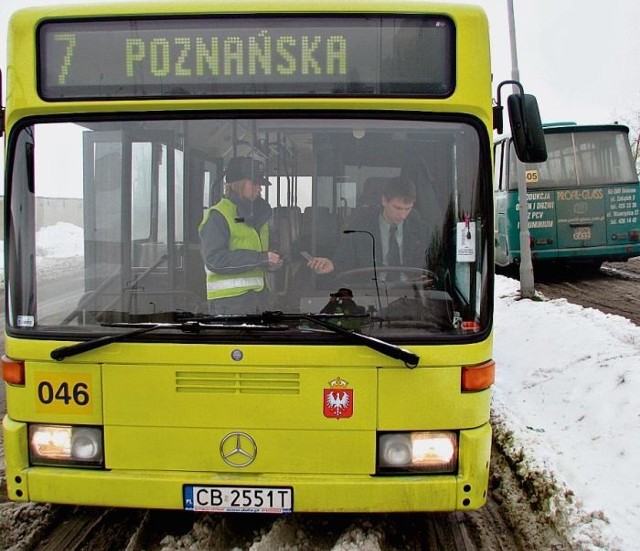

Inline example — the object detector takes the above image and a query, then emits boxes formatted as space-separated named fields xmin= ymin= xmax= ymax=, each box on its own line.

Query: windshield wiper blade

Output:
xmin=51 ymin=324 xmax=161 ymax=361
xmin=107 ymin=320 xmax=289 ymax=332
xmin=50 ymin=314 xmax=419 ymax=368
xmin=261 ymin=311 xmax=420 ymax=368
xmin=51 ymin=319 xmax=289 ymax=361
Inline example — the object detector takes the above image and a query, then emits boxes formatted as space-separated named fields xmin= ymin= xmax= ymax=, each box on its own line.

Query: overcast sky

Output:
xmin=1 ymin=0 xmax=639 ymax=133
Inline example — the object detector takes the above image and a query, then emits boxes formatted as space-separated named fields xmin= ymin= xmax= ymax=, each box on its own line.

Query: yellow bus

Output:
xmin=1 ymin=1 xmax=544 ymax=513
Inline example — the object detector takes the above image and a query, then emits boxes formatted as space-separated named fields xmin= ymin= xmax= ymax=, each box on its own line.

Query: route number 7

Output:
xmin=54 ymin=33 xmax=77 ymax=85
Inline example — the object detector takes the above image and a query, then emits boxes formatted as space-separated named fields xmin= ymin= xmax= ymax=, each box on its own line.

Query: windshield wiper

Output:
xmin=50 ymin=318 xmax=289 ymax=361
xmin=51 ymin=324 xmax=161 ymax=361
xmin=50 ymin=313 xmax=419 ymax=368
xmin=261 ymin=311 xmax=420 ymax=368
xmin=180 ymin=311 xmax=419 ymax=367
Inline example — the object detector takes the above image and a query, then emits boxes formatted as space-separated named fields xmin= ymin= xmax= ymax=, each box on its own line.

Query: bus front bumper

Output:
xmin=3 ymin=416 xmax=491 ymax=512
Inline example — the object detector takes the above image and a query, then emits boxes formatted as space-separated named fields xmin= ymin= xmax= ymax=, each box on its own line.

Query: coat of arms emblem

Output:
xmin=323 ymin=377 xmax=353 ymax=419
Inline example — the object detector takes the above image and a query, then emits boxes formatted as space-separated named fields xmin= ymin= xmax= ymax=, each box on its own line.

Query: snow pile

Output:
xmin=34 ymin=222 xmax=83 ymax=258
xmin=492 ymin=275 xmax=639 ymax=550
xmin=0 ymin=222 xmax=83 ymax=289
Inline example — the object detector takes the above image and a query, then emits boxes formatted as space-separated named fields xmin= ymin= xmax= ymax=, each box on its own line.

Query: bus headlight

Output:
xmin=29 ymin=425 xmax=104 ymax=467
xmin=377 ymin=431 xmax=458 ymax=473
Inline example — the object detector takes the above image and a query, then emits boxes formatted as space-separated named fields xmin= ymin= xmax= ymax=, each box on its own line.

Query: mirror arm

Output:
xmin=494 ymin=80 xmax=526 ymax=134
xmin=496 ymin=79 xmax=525 ymax=106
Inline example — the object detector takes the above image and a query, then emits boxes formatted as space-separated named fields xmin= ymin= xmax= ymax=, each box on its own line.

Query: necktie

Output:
xmin=387 ymin=225 xmax=400 ymax=281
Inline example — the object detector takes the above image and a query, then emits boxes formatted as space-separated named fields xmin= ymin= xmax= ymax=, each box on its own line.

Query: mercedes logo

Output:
xmin=219 ymin=432 xmax=257 ymax=467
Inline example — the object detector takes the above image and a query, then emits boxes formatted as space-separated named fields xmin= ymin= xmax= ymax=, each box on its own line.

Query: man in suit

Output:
xmin=307 ymin=176 xmax=430 ymax=282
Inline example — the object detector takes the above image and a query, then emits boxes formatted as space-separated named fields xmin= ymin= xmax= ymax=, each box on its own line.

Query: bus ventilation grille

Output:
xmin=175 ymin=371 xmax=300 ymax=395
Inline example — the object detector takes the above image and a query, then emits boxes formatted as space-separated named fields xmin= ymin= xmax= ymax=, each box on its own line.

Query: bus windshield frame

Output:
xmin=6 ymin=112 xmax=491 ymax=343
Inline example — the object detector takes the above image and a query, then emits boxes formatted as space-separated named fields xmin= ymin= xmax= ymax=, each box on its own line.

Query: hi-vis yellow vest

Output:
xmin=200 ymin=198 xmax=269 ymax=300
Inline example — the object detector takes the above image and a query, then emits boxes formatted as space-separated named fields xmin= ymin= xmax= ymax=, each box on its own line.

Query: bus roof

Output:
xmin=542 ymin=121 xmax=577 ymax=128
xmin=497 ymin=122 xmax=630 ymax=142
xmin=9 ymin=0 xmax=487 ymax=19
xmin=542 ymin=123 xmax=629 ymax=135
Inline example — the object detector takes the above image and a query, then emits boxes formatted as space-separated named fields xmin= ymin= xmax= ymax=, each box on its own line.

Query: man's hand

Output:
xmin=307 ymin=256 xmax=334 ymax=274
xmin=266 ymin=251 xmax=283 ymax=271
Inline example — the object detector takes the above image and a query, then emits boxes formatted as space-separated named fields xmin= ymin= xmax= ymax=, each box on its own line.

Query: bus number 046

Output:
xmin=37 ymin=381 xmax=90 ymax=406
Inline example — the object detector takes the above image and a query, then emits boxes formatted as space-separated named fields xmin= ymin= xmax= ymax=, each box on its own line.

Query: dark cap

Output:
xmin=225 ymin=157 xmax=271 ymax=186
xmin=330 ymin=287 xmax=353 ymax=298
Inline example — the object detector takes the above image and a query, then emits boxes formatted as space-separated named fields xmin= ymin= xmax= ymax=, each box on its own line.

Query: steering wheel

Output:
xmin=337 ymin=266 xmax=438 ymax=288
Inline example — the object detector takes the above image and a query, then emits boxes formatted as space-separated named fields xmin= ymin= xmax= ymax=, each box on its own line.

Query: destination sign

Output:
xmin=38 ymin=16 xmax=454 ymax=100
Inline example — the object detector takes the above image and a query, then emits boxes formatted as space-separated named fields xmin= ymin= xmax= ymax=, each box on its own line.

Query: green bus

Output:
xmin=494 ymin=123 xmax=640 ymax=269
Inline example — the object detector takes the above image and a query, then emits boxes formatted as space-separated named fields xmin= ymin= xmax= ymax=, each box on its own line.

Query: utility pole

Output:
xmin=507 ymin=0 xmax=535 ymax=298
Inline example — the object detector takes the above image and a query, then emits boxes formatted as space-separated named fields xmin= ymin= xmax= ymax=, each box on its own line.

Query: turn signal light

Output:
xmin=1 ymin=356 xmax=25 ymax=385
xmin=461 ymin=360 xmax=495 ymax=392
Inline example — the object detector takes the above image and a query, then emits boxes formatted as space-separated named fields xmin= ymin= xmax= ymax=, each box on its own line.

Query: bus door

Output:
xmin=81 ymin=129 xmax=205 ymax=323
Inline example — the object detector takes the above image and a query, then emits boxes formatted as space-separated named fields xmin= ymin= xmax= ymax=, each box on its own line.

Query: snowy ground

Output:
xmin=492 ymin=276 xmax=639 ymax=550
xmin=1 ymin=223 xmax=639 ymax=549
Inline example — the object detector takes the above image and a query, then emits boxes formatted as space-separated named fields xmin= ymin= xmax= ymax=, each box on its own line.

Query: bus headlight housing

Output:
xmin=29 ymin=424 xmax=104 ymax=467
xmin=377 ymin=431 xmax=458 ymax=473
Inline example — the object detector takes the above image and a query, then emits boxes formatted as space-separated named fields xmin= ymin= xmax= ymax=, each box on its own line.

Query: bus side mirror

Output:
xmin=507 ymin=93 xmax=547 ymax=163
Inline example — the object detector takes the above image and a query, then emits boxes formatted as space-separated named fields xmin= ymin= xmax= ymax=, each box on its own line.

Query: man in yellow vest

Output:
xmin=199 ymin=157 xmax=282 ymax=314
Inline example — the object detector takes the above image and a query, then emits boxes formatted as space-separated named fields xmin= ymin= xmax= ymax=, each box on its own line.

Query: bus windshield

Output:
xmin=7 ymin=115 xmax=488 ymax=340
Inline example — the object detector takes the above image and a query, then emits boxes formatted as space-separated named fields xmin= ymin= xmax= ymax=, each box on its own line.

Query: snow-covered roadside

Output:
xmin=492 ymin=276 xmax=640 ymax=550
xmin=0 ymin=222 xmax=84 ymax=291
xmin=491 ymin=404 xmax=617 ymax=550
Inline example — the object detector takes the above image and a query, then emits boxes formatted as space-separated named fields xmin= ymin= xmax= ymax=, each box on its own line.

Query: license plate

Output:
xmin=183 ymin=485 xmax=293 ymax=513
xmin=573 ymin=227 xmax=591 ymax=240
